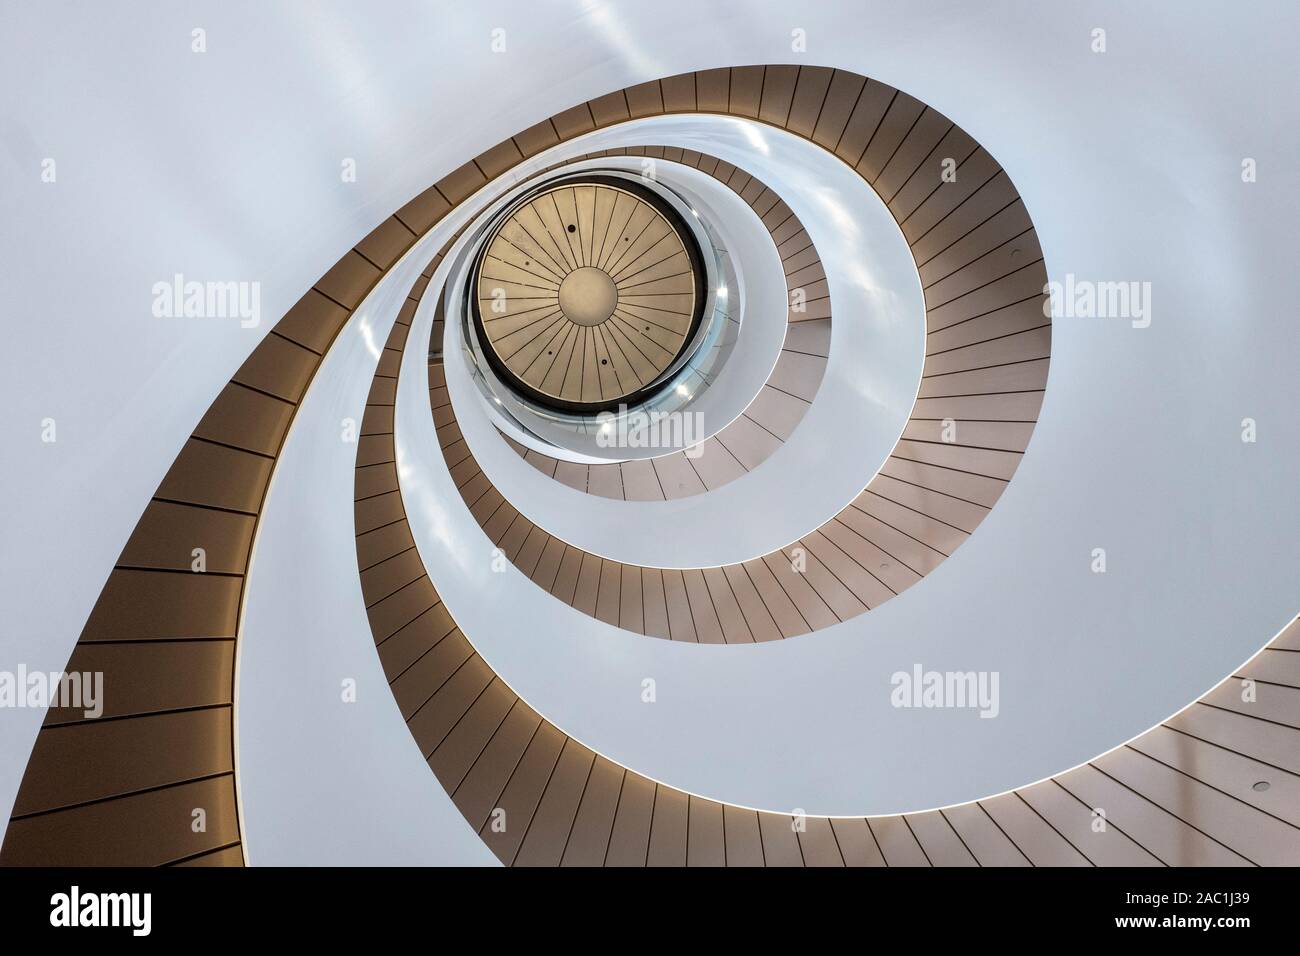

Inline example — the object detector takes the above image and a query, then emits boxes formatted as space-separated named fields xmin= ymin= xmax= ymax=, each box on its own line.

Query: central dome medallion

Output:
xmin=473 ymin=178 xmax=704 ymax=412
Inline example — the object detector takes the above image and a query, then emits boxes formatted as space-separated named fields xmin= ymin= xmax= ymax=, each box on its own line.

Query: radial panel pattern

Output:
xmin=502 ymin=147 xmax=831 ymax=498
xmin=475 ymin=182 xmax=699 ymax=408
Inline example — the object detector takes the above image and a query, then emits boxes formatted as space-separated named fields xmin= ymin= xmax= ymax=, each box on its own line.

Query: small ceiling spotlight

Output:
xmin=1253 ymin=780 xmax=1271 ymax=792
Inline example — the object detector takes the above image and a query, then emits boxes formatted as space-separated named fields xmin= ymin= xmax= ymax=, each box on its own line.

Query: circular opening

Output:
xmin=470 ymin=177 xmax=707 ymax=413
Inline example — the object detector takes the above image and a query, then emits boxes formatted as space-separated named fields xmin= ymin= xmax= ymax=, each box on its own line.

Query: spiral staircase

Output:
xmin=2 ymin=6 xmax=1297 ymax=870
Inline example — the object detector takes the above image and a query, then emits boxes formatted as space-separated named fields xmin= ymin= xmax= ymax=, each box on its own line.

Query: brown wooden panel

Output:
xmin=723 ymin=805 xmax=765 ymax=866
xmin=797 ymin=817 xmax=846 ymax=867
xmin=640 ymin=568 xmax=671 ymax=640
xmin=353 ymin=463 xmax=397 ymax=504
xmin=900 ymin=149 xmax=1002 ymax=246
xmin=810 ymin=70 xmax=867 ymax=150
xmin=765 ymin=350 xmax=826 ymax=402
xmin=874 ymin=107 xmax=951 ymax=202
xmin=476 ymin=139 xmax=524 ymax=179
xmin=388 ymin=629 xmax=473 ymax=720
xmin=1208 ymin=672 xmax=1300 ymax=727
xmin=156 ymin=439 xmax=272 ymax=513
xmin=830 ymin=817 xmax=887 ymax=866
xmin=396 ymin=183 xmax=453 ymax=234
xmin=869 ymin=816 xmax=930 ymax=866
xmin=714 ymin=414 xmax=782 ymax=470
xmin=924 ymin=329 xmax=1050 ymax=381
xmin=788 ymin=534 xmax=875 ymax=616
xmin=174 ymin=844 xmax=245 ymax=867
xmin=694 ymin=68 xmax=730 ymax=112
xmin=660 ymin=73 xmax=696 ymax=112
xmin=82 ymin=569 xmax=240 ymax=642
xmin=910 ymin=171 xmax=1020 ymax=265
xmin=760 ymin=551 xmax=840 ymax=630
xmin=427 ymin=678 xmax=517 ymax=792
xmin=406 ymin=654 xmax=495 ymax=755
xmin=366 ymin=576 xmax=440 ymax=643
xmin=758 ymin=811 xmax=803 ymax=866
xmin=572 ymin=553 xmax=602 ymax=616
xmin=361 ymin=402 xmax=394 ymax=436
xmin=1016 ymin=780 xmax=1161 ymax=867
xmin=515 ymin=739 xmax=597 ymax=866
xmin=647 ymin=786 xmax=688 ymax=866
xmin=940 ymin=803 xmax=1030 ymax=866
xmin=686 ymin=797 xmax=726 ymax=866
xmin=356 ymin=519 xmax=416 ymax=571
xmin=605 ymin=771 xmax=656 ymax=866
xmin=0 ymin=775 xmax=240 ymax=866
xmin=551 ymin=103 xmax=596 ymax=140
xmin=978 ymin=793 xmax=1090 ymax=866
xmin=13 ymin=707 xmax=232 ymax=816
xmin=479 ymin=721 xmax=567 ymax=864
xmin=818 ymin=518 xmax=919 ymax=596
xmin=1053 ymin=763 xmax=1249 ymax=866
xmin=880 ymin=457 xmax=1007 ymax=509
xmin=514 ymin=120 xmax=560 ymax=158
xmin=785 ymin=66 xmax=834 ymax=137
xmin=782 ymin=317 xmax=831 ymax=356
xmin=650 ymin=452 xmax=705 ymax=497
xmin=728 ymin=66 xmax=764 ymax=117
xmin=757 ymin=64 xmax=798 ymax=126
xmin=1242 ymin=648 xmax=1300 ymax=687
xmin=920 ymin=203 xmax=1035 ymax=289
xmin=834 ymin=80 xmax=895 ymax=167
xmin=43 ymin=640 xmax=233 ymax=726
xmin=274 ymin=289 xmax=350 ymax=354
xmin=355 ymin=216 xmax=416 ymax=270
xmin=316 ymin=249 xmax=382 ymax=309
xmin=232 ymin=332 xmax=319 ymax=403
xmin=909 ymin=391 xmax=1045 ymax=424
xmin=721 ymin=563 xmax=782 ymax=642
xmin=1134 ymin=721 xmax=1300 ymax=809
xmin=689 ymin=440 xmax=747 ymax=489
xmin=889 ymin=125 xmax=978 ymax=222
xmin=587 ymin=463 xmax=624 ymax=499
xmin=739 ymin=558 xmax=811 ymax=638
xmin=904 ymin=810 xmax=978 ymax=866
xmin=681 ymin=569 xmax=724 ymax=643
xmin=355 ymin=489 xmax=405 ymax=534
xmin=120 ymin=500 xmax=254 ymax=574
xmin=702 ymin=567 xmax=753 ymax=643
xmin=857 ymin=92 xmax=925 ymax=183
xmin=1093 ymin=746 xmax=1300 ymax=865
xmin=625 ymin=80 xmax=664 ymax=119
xmin=835 ymin=503 xmax=948 ymax=574
xmin=375 ymin=603 xmax=456 ymax=682
xmin=193 ymin=383 xmax=294 ymax=456
xmin=561 ymin=758 xmax=625 ymax=866
xmin=588 ymin=90 xmax=629 ymax=127
xmin=436 ymin=160 xmax=488 ymax=205
xmin=452 ymin=701 xmax=542 ymax=830
xmin=853 ymin=491 xmax=967 ymax=557
xmin=619 ymin=458 xmax=662 ymax=500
